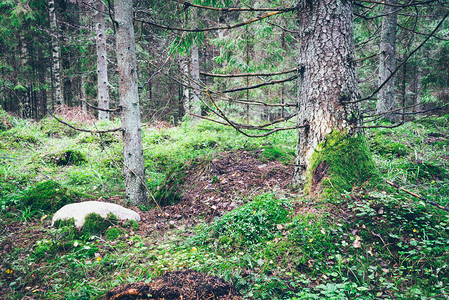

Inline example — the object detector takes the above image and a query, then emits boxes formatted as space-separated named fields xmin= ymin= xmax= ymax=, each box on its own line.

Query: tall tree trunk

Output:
xmin=48 ymin=0 xmax=63 ymax=105
xmin=182 ymin=60 xmax=190 ymax=116
xmin=94 ymin=0 xmax=110 ymax=120
xmin=376 ymin=0 xmax=399 ymax=121
xmin=115 ymin=0 xmax=148 ymax=205
xmin=190 ymin=43 xmax=201 ymax=121
xmin=292 ymin=0 xmax=374 ymax=194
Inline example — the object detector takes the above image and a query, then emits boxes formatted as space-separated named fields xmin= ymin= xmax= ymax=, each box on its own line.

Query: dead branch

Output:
xmin=384 ymin=179 xmax=449 ymax=212
xmin=231 ymin=99 xmax=296 ymax=107
xmin=80 ymin=99 xmax=122 ymax=113
xmin=221 ymin=75 xmax=298 ymax=93
xmin=49 ymin=112 xmax=122 ymax=133
xmin=135 ymin=11 xmax=284 ymax=32
xmin=357 ymin=121 xmax=404 ymax=129
xmin=200 ymin=68 xmax=297 ymax=78
xmin=171 ymin=0 xmax=296 ymax=12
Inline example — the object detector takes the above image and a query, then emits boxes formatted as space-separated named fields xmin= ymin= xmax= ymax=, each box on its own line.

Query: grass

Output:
xmin=1 ymin=111 xmax=449 ymax=299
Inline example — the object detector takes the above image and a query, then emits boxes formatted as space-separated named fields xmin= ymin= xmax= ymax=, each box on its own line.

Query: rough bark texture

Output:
xmin=48 ymin=0 xmax=63 ymax=105
xmin=376 ymin=0 xmax=399 ymax=121
xmin=94 ymin=0 xmax=110 ymax=120
xmin=115 ymin=0 xmax=148 ymax=205
xmin=292 ymin=0 xmax=362 ymax=187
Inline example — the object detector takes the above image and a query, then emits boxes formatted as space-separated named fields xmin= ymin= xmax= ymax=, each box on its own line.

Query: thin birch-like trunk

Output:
xmin=94 ymin=0 xmax=110 ymax=120
xmin=190 ymin=43 xmax=201 ymax=121
xmin=48 ymin=0 xmax=63 ymax=105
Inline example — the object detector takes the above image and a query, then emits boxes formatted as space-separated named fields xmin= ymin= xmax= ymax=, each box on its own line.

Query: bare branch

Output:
xmin=221 ymin=75 xmax=298 ymax=93
xmin=171 ymin=0 xmax=296 ymax=12
xmin=385 ymin=179 xmax=449 ymax=212
xmin=135 ymin=11 xmax=285 ymax=32
xmin=200 ymin=68 xmax=297 ymax=78
xmin=80 ymin=98 xmax=122 ymax=113
xmin=49 ymin=112 xmax=122 ymax=133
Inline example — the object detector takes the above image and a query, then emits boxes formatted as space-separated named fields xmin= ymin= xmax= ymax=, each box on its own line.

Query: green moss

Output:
xmin=20 ymin=180 xmax=78 ymax=212
xmin=124 ymin=220 xmax=139 ymax=231
xmin=369 ymin=134 xmax=409 ymax=157
xmin=39 ymin=117 xmax=78 ymax=138
xmin=82 ymin=213 xmax=117 ymax=236
xmin=305 ymin=131 xmax=379 ymax=199
xmin=105 ymin=227 xmax=124 ymax=240
xmin=261 ymin=144 xmax=295 ymax=164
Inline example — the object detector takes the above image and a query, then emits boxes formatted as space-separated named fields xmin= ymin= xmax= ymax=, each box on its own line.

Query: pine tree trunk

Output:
xmin=376 ymin=0 xmax=399 ymax=121
xmin=115 ymin=0 xmax=148 ymax=205
xmin=48 ymin=0 xmax=63 ymax=105
xmin=292 ymin=0 xmax=374 ymax=194
xmin=94 ymin=0 xmax=110 ymax=120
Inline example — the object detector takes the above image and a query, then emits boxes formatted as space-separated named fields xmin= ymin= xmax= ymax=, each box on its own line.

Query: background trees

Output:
xmin=0 ymin=0 xmax=448 ymax=193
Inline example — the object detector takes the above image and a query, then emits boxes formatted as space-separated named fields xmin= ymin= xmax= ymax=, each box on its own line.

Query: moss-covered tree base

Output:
xmin=305 ymin=130 xmax=379 ymax=199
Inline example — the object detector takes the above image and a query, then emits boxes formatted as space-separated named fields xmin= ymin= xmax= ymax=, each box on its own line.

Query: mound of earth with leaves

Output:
xmin=140 ymin=149 xmax=294 ymax=232
xmin=105 ymin=270 xmax=240 ymax=300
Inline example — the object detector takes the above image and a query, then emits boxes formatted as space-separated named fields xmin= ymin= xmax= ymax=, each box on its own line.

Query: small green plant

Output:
xmin=191 ymin=193 xmax=290 ymax=252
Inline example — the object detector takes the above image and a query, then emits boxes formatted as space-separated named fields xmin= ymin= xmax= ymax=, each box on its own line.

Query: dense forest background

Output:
xmin=1 ymin=0 xmax=448 ymax=124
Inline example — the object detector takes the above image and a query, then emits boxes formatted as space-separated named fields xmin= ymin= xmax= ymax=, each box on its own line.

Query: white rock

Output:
xmin=52 ymin=201 xmax=140 ymax=228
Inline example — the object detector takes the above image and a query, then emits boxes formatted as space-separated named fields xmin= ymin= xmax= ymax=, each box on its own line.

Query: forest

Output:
xmin=1 ymin=0 xmax=449 ymax=299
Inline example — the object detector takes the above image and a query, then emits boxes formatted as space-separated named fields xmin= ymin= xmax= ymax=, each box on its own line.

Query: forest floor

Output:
xmin=1 ymin=108 xmax=449 ymax=299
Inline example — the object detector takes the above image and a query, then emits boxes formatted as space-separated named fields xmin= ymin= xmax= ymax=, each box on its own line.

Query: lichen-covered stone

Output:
xmin=52 ymin=201 xmax=140 ymax=228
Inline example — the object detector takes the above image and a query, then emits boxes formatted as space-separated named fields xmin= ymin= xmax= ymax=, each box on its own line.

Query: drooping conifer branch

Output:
xmin=135 ymin=11 xmax=285 ymax=32
xmin=171 ymin=0 xmax=296 ymax=12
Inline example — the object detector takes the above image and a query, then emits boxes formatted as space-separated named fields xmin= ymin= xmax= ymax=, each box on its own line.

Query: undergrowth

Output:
xmin=1 ymin=114 xmax=449 ymax=299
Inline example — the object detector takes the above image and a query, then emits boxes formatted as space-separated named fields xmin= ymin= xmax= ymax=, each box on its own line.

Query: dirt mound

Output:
xmin=140 ymin=149 xmax=294 ymax=232
xmin=105 ymin=270 xmax=241 ymax=300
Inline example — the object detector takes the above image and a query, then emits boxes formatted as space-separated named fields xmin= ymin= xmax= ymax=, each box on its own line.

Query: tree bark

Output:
xmin=115 ymin=0 xmax=148 ymax=205
xmin=292 ymin=0 xmax=364 ymax=188
xmin=376 ymin=0 xmax=399 ymax=121
xmin=48 ymin=0 xmax=64 ymax=105
xmin=94 ymin=0 xmax=110 ymax=120
xmin=190 ymin=43 xmax=201 ymax=121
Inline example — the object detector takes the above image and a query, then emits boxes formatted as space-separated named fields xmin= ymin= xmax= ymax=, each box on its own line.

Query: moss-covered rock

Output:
xmin=305 ymin=131 xmax=379 ymax=199
xmin=45 ymin=149 xmax=87 ymax=166
xmin=21 ymin=180 xmax=78 ymax=212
